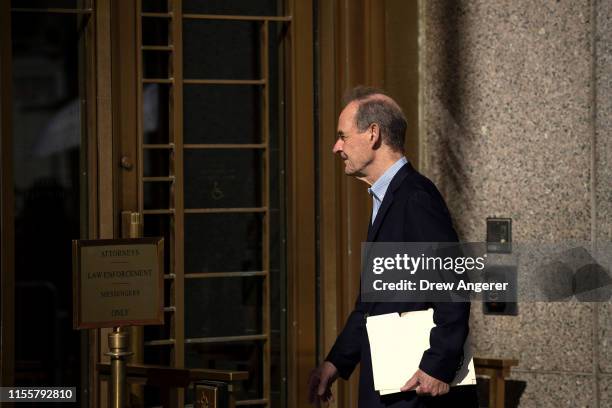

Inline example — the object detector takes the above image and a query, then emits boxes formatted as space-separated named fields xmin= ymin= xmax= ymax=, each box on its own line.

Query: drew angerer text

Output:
xmin=372 ymin=279 xmax=508 ymax=293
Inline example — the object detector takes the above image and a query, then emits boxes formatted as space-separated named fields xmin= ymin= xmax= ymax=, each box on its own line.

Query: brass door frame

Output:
xmin=85 ymin=1 xmax=115 ymax=407
xmin=285 ymin=0 xmax=317 ymax=404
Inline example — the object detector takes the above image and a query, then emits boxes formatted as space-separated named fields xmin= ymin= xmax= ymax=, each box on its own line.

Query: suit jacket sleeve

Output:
xmin=404 ymin=190 xmax=470 ymax=384
xmin=324 ymin=295 xmax=366 ymax=380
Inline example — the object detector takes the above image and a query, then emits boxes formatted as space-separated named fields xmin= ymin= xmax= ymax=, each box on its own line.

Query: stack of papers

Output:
xmin=366 ymin=309 xmax=476 ymax=395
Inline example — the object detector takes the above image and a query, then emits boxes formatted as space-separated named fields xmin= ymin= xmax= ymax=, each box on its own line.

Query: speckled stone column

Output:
xmin=421 ymin=1 xmax=611 ymax=407
xmin=596 ymin=0 xmax=612 ymax=405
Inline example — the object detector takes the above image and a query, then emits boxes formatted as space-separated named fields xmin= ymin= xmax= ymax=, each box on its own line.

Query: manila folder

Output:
xmin=366 ymin=309 xmax=476 ymax=395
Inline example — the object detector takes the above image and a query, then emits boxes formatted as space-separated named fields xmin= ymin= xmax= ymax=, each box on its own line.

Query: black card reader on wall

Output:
xmin=484 ymin=217 xmax=518 ymax=315
xmin=486 ymin=217 xmax=512 ymax=253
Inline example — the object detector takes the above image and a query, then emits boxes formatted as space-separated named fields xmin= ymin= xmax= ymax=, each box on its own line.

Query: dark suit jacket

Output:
xmin=325 ymin=162 xmax=478 ymax=408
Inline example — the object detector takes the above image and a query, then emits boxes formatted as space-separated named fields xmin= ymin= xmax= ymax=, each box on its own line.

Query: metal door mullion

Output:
xmin=136 ymin=0 xmax=144 ymax=233
xmin=185 ymin=334 xmax=268 ymax=344
xmin=184 ymin=207 xmax=267 ymax=214
xmin=169 ymin=3 xmax=186 ymax=395
xmin=184 ymin=271 xmax=268 ymax=279
xmin=141 ymin=12 xmax=172 ymax=18
xmin=184 ymin=143 xmax=266 ymax=149
xmin=261 ymin=19 xmax=271 ymax=407
xmin=182 ymin=14 xmax=291 ymax=22
xmin=183 ymin=79 xmax=265 ymax=85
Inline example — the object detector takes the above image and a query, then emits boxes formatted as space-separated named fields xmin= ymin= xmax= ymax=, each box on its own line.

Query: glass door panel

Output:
xmin=137 ymin=0 xmax=289 ymax=405
xmin=183 ymin=0 xmax=279 ymax=16
xmin=183 ymin=20 xmax=261 ymax=80
xmin=183 ymin=85 xmax=263 ymax=144
xmin=184 ymin=213 xmax=263 ymax=273
xmin=9 ymin=0 xmax=92 ymax=395
xmin=184 ymin=149 xmax=264 ymax=208
xmin=185 ymin=277 xmax=263 ymax=338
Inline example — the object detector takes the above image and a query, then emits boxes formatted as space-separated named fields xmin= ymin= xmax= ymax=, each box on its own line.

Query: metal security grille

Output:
xmin=136 ymin=0 xmax=290 ymax=405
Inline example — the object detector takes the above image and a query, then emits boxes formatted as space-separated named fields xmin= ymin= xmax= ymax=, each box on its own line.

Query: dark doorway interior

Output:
xmin=11 ymin=5 xmax=83 ymax=402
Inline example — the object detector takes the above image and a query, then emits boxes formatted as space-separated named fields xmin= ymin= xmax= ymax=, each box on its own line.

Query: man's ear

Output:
xmin=370 ymin=123 xmax=382 ymax=147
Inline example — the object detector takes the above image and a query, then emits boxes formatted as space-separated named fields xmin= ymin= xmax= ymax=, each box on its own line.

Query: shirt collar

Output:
xmin=368 ymin=156 xmax=408 ymax=202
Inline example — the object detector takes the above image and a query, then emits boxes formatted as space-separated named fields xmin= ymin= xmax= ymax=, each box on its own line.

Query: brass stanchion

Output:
xmin=121 ymin=211 xmax=144 ymax=406
xmin=106 ymin=327 xmax=133 ymax=408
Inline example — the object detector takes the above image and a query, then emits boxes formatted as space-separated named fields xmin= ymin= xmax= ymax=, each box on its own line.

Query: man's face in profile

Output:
xmin=333 ymin=101 xmax=373 ymax=177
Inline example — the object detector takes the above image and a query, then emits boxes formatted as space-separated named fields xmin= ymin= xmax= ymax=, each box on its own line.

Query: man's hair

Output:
xmin=342 ymin=86 xmax=407 ymax=152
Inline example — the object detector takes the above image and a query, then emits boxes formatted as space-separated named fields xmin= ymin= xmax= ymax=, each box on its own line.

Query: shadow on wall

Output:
xmin=426 ymin=2 xmax=479 ymax=240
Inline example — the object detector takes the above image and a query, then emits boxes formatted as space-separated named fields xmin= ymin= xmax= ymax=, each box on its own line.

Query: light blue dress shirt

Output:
xmin=368 ymin=156 xmax=408 ymax=225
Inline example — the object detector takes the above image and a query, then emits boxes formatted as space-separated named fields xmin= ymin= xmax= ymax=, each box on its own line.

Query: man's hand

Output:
xmin=400 ymin=369 xmax=449 ymax=397
xmin=308 ymin=361 xmax=339 ymax=406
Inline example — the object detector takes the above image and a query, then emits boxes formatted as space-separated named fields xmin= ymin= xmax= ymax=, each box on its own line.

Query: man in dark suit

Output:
xmin=308 ymin=87 xmax=477 ymax=407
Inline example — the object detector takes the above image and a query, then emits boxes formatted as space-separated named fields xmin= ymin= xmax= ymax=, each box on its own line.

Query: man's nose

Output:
xmin=332 ymin=139 xmax=343 ymax=154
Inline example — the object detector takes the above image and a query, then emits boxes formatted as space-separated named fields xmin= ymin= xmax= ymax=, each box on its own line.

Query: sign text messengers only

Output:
xmin=73 ymin=238 xmax=164 ymax=329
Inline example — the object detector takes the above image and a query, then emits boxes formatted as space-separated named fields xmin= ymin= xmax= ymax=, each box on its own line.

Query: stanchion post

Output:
xmin=106 ymin=327 xmax=133 ymax=408
xmin=121 ymin=211 xmax=144 ymax=406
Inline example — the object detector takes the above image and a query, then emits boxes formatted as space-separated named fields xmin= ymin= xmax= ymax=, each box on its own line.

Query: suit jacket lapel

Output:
xmin=366 ymin=162 xmax=413 ymax=242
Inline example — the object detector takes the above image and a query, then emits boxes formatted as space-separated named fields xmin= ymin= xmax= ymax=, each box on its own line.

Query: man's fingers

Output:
xmin=310 ymin=384 xmax=323 ymax=407
xmin=402 ymin=369 xmax=451 ymax=397
xmin=322 ymin=387 xmax=333 ymax=403
xmin=307 ymin=378 xmax=317 ymax=403
xmin=328 ymin=390 xmax=335 ymax=403
xmin=400 ymin=373 xmax=419 ymax=392
xmin=312 ymin=377 xmax=332 ymax=406
xmin=307 ymin=370 xmax=322 ymax=404
xmin=308 ymin=370 xmax=319 ymax=384
xmin=317 ymin=375 xmax=329 ymax=397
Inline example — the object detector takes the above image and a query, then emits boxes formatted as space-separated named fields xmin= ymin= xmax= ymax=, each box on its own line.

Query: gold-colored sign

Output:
xmin=73 ymin=238 xmax=164 ymax=329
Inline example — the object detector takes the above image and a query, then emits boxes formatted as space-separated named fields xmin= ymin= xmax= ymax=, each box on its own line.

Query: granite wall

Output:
xmin=421 ymin=1 xmax=611 ymax=407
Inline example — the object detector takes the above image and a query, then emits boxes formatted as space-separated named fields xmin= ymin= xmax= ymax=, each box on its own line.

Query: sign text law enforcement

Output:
xmin=73 ymin=238 xmax=164 ymax=329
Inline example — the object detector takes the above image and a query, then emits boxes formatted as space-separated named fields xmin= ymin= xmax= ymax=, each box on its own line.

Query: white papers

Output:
xmin=366 ymin=309 xmax=476 ymax=396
